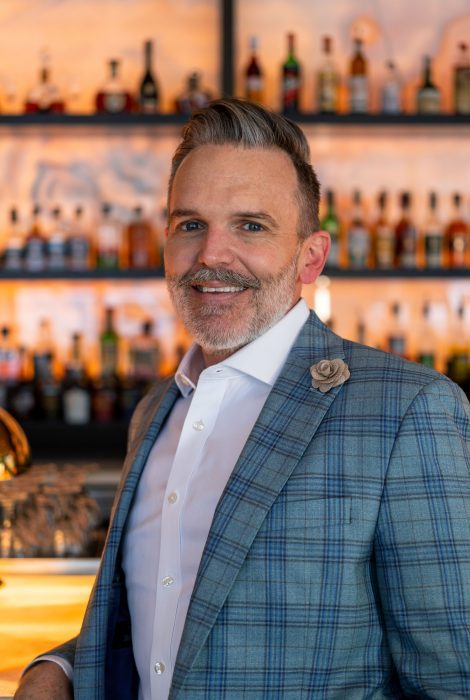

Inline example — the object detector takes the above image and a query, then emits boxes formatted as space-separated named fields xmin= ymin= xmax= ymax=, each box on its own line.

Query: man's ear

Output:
xmin=298 ymin=231 xmax=331 ymax=285
xmin=164 ymin=225 xmax=169 ymax=238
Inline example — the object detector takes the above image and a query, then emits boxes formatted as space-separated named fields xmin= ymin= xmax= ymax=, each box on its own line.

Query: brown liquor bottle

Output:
xmin=125 ymin=206 xmax=156 ymax=268
xmin=244 ymin=37 xmax=264 ymax=103
xmin=395 ymin=192 xmax=417 ymax=268
xmin=445 ymin=193 xmax=468 ymax=268
xmin=95 ymin=59 xmax=133 ymax=114
xmin=348 ymin=38 xmax=369 ymax=113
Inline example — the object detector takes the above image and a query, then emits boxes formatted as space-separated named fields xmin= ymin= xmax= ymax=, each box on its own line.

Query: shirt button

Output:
xmin=154 ymin=661 xmax=165 ymax=675
xmin=162 ymin=575 xmax=174 ymax=587
xmin=167 ymin=492 xmax=178 ymax=504
xmin=192 ymin=419 xmax=205 ymax=431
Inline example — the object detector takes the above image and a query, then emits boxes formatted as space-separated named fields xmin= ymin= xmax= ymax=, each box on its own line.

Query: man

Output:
xmin=16 ymin=99 xmax=470 ymax=699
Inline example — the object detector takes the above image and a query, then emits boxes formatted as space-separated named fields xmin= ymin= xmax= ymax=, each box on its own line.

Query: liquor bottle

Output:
xmin=416 ymin=301 xmax=436 ymax=368
xmin=346 ymin=190 xmax=371 ymax=268
xmin=3 ymin=208 xmax=24 ymax=271
xmin=7 ymin=346 xmax=36 ymax=421
xmin=445 ymin=193 xmax=468 ymax=268
xmin=281 ymin=33 xmax=301 ymax=115
xmin=416 ymin=55 xmax=441 ymax=114
xmin=374 ymin=191 xmax=395 ymax=269
xmin=95 ymin=59 xmax=133 ymax=114
xmin=25 ymin=57 xmax=65 ymax=114
xmin=33 ymin=319 xmax=60 ymax=420
xmin=138 ymin=40 xmax=160 ymax=114
xmin=174 ymin=73 xmax=213 ymax=115
xmin=0 ymin=326 xmax=21 ymax=395
xmin=47 ymin=207 xmax=68 ymax=271
xmin=395 ymin=192 xmax=417 ymax=268
xmin=67 ymin=205 xmax=93 ymax=270
xmin=454 ymin=42 xmax=470 ymax=115
xmin=446 ymin=303 xmax=470 ymax=393
xmin=320 ymin=190 xmax=341 ymax=267
xmin=381 ymin=60 xmax=401 ymax=114
xmin=128 ymin=320 xmax=162 ymax=383
xmin=100 ymin=308 xmax=119 ymax=378
xmin=423 ymin=192 xmax=444 ymax=268
xmin=317 ymin=35 xmax=339 ymax=114
xmin=24 ymin=205 xmax=47 ymax=272
xmin=62 ymin=332 xmax=91 ymax=425
xmin=244 ymin=37 xmax=264 ymax=103
xmin=387 ymin=302 xmax=407 ymax=358
xmin=96 ymin=203 xmax=121 ymax=269
xmin=125 ymin=206 xmax=156 ymax=268
xmin=348 ymin=37 xmax=369 ymax=114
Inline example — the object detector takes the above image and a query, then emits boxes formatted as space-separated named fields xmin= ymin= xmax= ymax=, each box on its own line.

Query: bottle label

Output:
xmin=246 ymin=76 xmax=263 ymax=101
xmin=417 ymin=88 xmax=440 ymax=114
xmin=375 ymin=226 xmax=395 ymax=268
xmin=101 ymin=343 xmax=118 ymax=375
xmin=381 ymin=84 xmax=400 ymax=113
xmin=104 ymin=92 xmax=126 ymax=113
xmin=64 ymin=387 xmax=91 ymax=424
xmin=424 ymin=233 xmax=443 ymax=267
xmin=318 ymin=72 xmax=338 ymax=112
xmin=399 ymin=226 xmax=417 ymax=267
xmin=348 ymin=226 xmax=370 ymax=267
xmin=282 ymin=71 xmax=300 ymax=109
xmin=349 ymin=76 xmax=369 ymax=112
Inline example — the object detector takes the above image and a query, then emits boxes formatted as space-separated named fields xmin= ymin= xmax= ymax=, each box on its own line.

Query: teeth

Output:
xmin=196 ymin=286 xmax=245 ymax=293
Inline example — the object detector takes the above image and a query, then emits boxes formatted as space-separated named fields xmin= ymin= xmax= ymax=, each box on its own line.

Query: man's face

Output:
xmin=165 ymin=144 xmax=316 ymax=362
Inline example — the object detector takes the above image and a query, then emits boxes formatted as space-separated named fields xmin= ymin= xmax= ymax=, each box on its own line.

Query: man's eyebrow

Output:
xmin=169 ymin=208 xmax=201 ymax=222
xmin=233 ymin=211 xmax=279 ymax=226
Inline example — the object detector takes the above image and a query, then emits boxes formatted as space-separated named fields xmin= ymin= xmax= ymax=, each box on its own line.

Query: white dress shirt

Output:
xmin=37 ymin=299 xmax=310 ymax=699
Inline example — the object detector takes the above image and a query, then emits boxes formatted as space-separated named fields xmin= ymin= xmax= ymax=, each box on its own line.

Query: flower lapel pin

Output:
xmin=310 ymin=358 xmax=350 ymax=393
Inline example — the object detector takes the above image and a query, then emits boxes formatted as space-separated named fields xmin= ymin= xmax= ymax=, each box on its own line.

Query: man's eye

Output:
xmin=181 ymin=221 xmax=202 ymax=232
xmin=243 ymin=222 xmax=263 ymax=232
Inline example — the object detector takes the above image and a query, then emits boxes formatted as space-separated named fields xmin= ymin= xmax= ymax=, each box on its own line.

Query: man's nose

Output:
xmin=197 ymin=228 xmax=235 ymax=267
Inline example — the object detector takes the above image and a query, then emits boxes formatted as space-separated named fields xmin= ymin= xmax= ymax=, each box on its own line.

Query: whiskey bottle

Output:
xmin=395 ymin=192 xmax=417 ymax=268
xmin=374 ymin=191 xmax=395 ymax=269
xmin=95 ymin=59 xmax=133 ymax=114
xmin=348 ymin=38 xmax=369 ymax=113
xmin=446 ymin=303 xmax=470 ymax=393
xmin=317 ymin=36 xmax=339 ymax=114
xmin=416 ymin=301 xmax=436 ymax=368
xmin=138 ymin=40 xmax=160 ymax=114
xmin=320 ymin=190 xmax=341 ymax=268
xmin=423 ymin=192 xmax=444 ymax=268
xmin=128 ymin=320 xmax=162 ymax=383
xmin=445 ymin=193 xmax=468 ymax=268
xmin=62 ymin=332 xmax=91 ymax=425
xmin=244 ymin=37 xmax=264 ymax=103
xmin=24 ymin=205 xmax=47 ymax=272
xmin=3 ymin=208 xmax=24 ymax=271
xmin=47 ymin=207 xmax=68 ymax=271
xmin=125 ymin=206 xmax=156 ymax=268
xmin=346 ymin=190 xmax=371 ymax=268
xmin=96 ymin=203 xmax=121 ymax=269
xmin=25 ymin=55 xmax=65 ymax=114
xmin=67 ymin=205 xmax=93 ymax=270
xmin=174 ymin=73 xmax=212 ymax=115
xmin=454 ymin=42 xmax=470 ymax=114
xmin=281 ymin=33 xmax=301 ymax=115
xmin=416 ymin=55 xmax=441 ymax=114
xmin=387 ymin=302 xmax=407 ymax=358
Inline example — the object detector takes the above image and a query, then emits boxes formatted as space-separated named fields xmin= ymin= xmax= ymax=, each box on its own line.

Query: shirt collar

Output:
xmin=175 ymin=299 xmax=310 ymax=397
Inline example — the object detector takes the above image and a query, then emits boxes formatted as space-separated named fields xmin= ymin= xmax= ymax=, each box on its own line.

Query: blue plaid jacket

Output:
xmin=51 ymin=312 xmax=470 ymax=698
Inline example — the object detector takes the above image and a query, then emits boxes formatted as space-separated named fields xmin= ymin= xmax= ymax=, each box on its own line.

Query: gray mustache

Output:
xmin=178 ymin=268 xmax=261 ymax=289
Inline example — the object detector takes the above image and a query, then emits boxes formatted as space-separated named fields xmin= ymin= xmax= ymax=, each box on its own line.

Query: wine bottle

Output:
xmin=281 ymin=33 xmax=301 ymax=115
xmin=347 ymin=190 xmax=371 ymax=268
xmin=100 ymin=307 xmax=119 ymax=378
xmin=395 ymin=192 xmax=417 ymax=268
xmin=445 ymin=193 xmax=468 ymax=268
xmin=95 ymin=59 xmax=133 ymax=114
xmin=374 ymin=191 xmax=395 ymax=269
xmin=423 ymin=192 xmax=444 ymax=268
xmin=138 ymin=40 xmax=160 ymax=114
xmin=348 ymin=38 xmax=369 ymax=113
xmin=381 ymin=60 xmax=401 ymax=114
xmin=454 ymin=42 xmax=470 ymax=114
xmin=320 ymin=190 xmax=341 ymax=268
xmin=416 ymin=55 xmax=441 ymax=114
xmin=317 ymin=36 xmax=339 ymax=114
xmin=244 ymin=37 xmax=264 ymax=104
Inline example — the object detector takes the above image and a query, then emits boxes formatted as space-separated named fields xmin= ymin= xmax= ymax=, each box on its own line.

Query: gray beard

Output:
xmin=166 ymin=255 xmax=300 ymax=354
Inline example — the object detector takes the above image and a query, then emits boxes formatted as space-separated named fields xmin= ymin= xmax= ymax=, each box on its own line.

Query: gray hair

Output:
xmin=168 ymin=98 xmax=321 ymax=238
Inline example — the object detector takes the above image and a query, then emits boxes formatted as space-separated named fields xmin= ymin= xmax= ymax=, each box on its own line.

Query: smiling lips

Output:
xmin=194 ymin=285 xmax=246 ymax=293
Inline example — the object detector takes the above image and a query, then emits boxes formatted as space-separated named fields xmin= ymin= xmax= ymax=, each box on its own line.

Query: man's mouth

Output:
xmin=194 ymin=285 xmax=246 ymax=293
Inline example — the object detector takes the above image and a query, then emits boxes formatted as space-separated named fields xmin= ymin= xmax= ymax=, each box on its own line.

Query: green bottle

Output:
xmin=281 ymin=33 xmax=301 ymax=115
xmin=100 ymin=308 xmax=119 ymax=377
xmin=320 ymin=189 xmax=340 ymax=267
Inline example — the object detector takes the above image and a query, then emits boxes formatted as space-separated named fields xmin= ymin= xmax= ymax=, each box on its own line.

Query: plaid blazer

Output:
xmin=51 ymin=312 xmax=470 ymax=698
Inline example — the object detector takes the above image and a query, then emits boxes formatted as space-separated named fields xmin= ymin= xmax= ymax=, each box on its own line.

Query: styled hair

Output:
xmin=168 ymin=98 xmax=320 ymax=238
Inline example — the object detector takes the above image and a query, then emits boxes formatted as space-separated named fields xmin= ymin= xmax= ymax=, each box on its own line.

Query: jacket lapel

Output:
xmin=171 ymin=314 xmax=347 ymax=694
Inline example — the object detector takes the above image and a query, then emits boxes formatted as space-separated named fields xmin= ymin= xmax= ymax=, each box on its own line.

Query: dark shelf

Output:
xmin=21 ymin=420 xmax=129 ymax=460
xmin=0 ymin=267 xmax=165 ymax=280
xmin=0 ymin=113 xmax=188 ymax=127
xmin=322 ymin=267 xmax=470 ymax=279
xmin=294 ymin=113 xmax=470 ymax=126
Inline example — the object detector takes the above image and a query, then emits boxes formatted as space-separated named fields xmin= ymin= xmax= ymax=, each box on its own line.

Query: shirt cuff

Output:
xmin=23 ymin=654 xmax=73 ymax=682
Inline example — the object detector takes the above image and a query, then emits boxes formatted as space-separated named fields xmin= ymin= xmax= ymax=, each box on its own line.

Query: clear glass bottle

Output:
xmin=175 ymin=73 xmax=212 ymax=115
xmin=381 ymin=60 xmax=401 ymax=114
xmin=347 ymin=190 xmax=371 ymax=268
xmin=3 ymin=208 xmax=24 ymax=271
xmin=67 ymin=205 xmax=93 ymax=270
xmin=387 ymin=302 xmax=407 ymax=358
xmin=317 ymin=35 xmax=339 ymax=114
xmin=416 ymin=301 xmax=436 ymax=368
xmin=62 ymin=332 xmax=91 ymax=425
xmin=47 ymin=206 xmax=68 ymax=271
xmin=24 ymin=205 xmax=47 ymax=272
xmin=96 ymin=203 xmax=122 ymax=269
xmin=95 ymin=59 xmax=133 ymax=114
xmin=454 ymin=42 xmax=470 ymax=115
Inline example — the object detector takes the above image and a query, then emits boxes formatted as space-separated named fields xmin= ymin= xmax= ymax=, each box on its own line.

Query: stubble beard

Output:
xmin=166 ymin=254 xmax=300 ymax=355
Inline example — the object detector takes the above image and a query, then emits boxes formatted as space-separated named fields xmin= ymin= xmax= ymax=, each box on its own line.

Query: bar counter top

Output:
xmin=0 ymin=558 xmax=99 ymax=697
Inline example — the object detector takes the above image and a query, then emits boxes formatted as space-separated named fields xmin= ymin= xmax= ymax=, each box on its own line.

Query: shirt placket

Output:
xmin=149 ymin=373 xmax=227 ymax=699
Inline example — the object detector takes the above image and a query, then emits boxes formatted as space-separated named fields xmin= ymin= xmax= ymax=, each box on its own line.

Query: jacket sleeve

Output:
xmin=374 ymin=377 xmax=470 ymax=698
